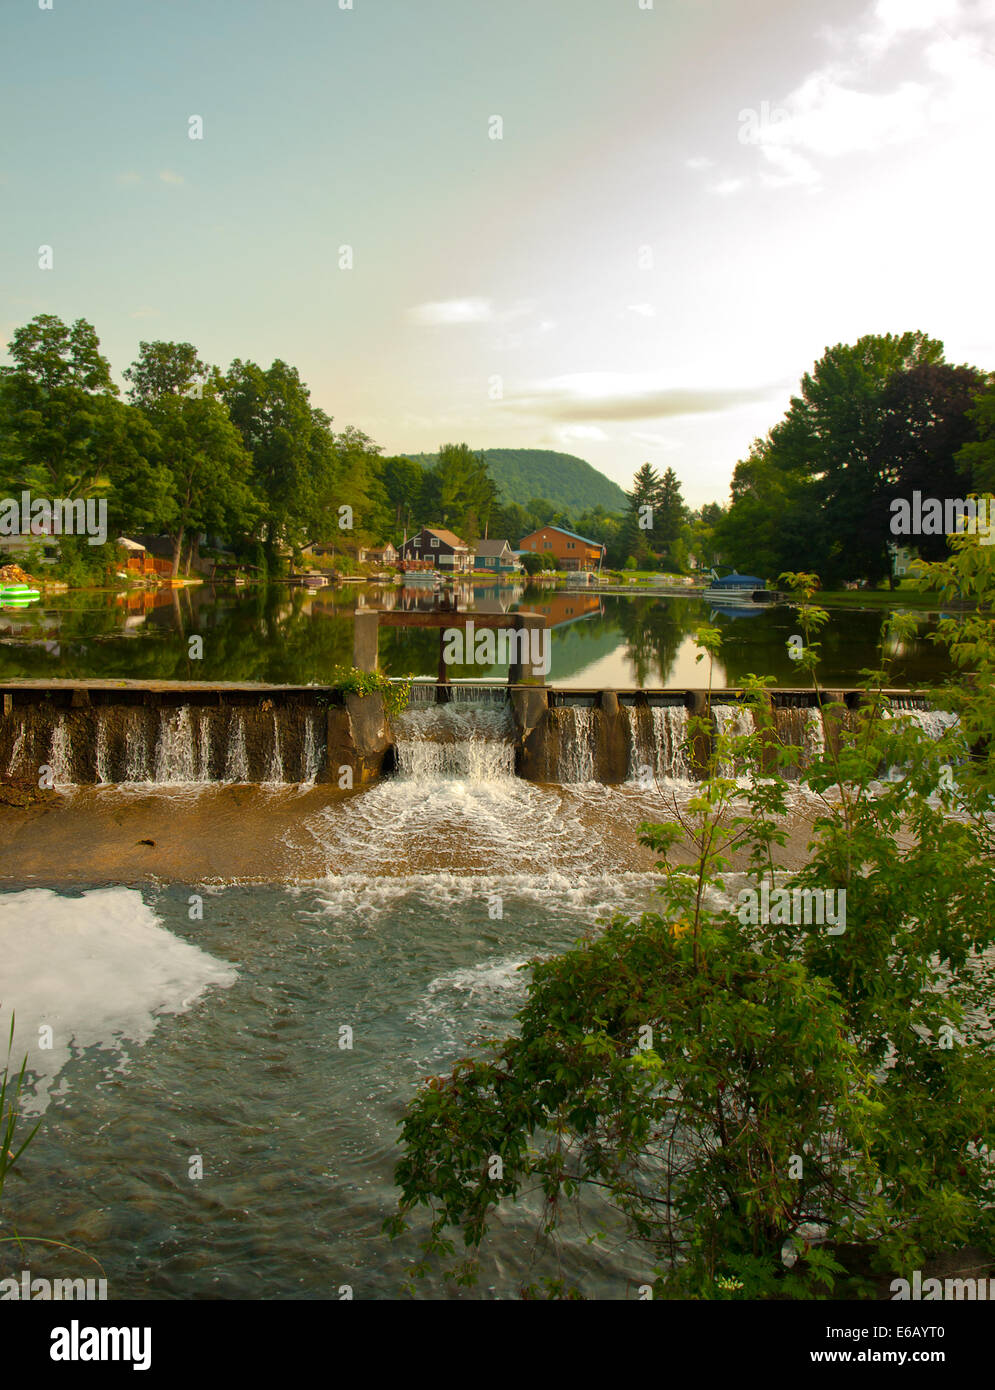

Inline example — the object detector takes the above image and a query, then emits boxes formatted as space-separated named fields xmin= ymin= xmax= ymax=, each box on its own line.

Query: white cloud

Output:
xmin=408 ymin=298 xmax=494 ymax=325
xmin=158 ymin=170 xmax=185 ymax=185
xmin=511 ymin=371 xmax=780 ymax=423
xmin=872 ymin=0 xmax=961 ymax=43
xmin=557 ymin=425 xmax=610 ymax=444
xmin=116 ymin=171 xmax=142 ymax=186
xmin=741 ymin=0 xmax=995 ymax=189
xmin=684 ymin=0 xmax=995 ymax=196
xmin=626 ymin=303 xmax=656 ymax=317
xmin=407 ymin=298 xmax=536 ymax=327
xmin=630 ymin=430 xmax=678 ymax=449
xmin=129 ymin=307 xmax=158 ymax=320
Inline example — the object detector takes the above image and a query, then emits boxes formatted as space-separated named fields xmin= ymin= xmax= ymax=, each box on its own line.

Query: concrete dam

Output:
xmin=0 ymin=680 xmax=946 ymax=789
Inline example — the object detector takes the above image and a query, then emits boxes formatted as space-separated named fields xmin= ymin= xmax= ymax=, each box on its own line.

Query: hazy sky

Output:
xmin=2 ymin=0 xmax=993 ymax=507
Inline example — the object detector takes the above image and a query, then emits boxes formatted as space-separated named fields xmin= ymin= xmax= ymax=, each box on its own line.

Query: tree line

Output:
xmin=0 ymin=314 xmax=637 ymax=579
xmin=712 ymin=332 xmax=995 ymax=587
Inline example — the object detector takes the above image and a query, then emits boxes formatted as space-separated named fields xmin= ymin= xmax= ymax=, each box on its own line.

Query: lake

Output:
xmin=0 ymin=580 xmax=954 ymax=688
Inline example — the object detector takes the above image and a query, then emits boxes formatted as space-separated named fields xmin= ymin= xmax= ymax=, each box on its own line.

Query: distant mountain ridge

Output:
xmin=404 ymin=448 xmax=627 ymax=516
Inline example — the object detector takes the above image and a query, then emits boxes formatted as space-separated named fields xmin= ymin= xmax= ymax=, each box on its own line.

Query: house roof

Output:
xmin=116 ymin=537 xmax=146 ymax=552
xmin=474 ymin=539 xmax=514 ymax=557
xmin=521 ymin=524 xmax=604 ymax=549
xmin=421 ymin=527 xmax=468 ymax=549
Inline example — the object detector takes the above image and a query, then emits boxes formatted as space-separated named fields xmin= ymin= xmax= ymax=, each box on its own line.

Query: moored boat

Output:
xmin=701 ymin=571 xmax=776 ymax=606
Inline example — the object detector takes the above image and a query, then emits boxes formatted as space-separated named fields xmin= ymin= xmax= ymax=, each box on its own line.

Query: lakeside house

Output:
xmin=0 ymin=528 xmax=61 ymax=565
xmin=472 ymin=539 xmax=519 ymax=573
xmin=116 ymin=537 xmax=174 ymax=578
xmin=888 ymin=542 xmax=917 ymax=578
xmin=399 ymin=527 xmax=472 ymax=573
xmin=358 ymin=542 xmax=398 ymax=566
xmin=518 ymin=524 xmax=605 ymax=572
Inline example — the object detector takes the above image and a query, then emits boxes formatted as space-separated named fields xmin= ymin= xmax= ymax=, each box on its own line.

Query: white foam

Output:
xmin=0 ymin=887 xmax=237 ymax=1114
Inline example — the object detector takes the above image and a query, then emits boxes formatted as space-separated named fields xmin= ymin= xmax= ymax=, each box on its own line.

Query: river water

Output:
xmin=0 ymin=585 xmax=959 ymax=1299
xmin=2 ymin=696 xmax=733 ymax=1299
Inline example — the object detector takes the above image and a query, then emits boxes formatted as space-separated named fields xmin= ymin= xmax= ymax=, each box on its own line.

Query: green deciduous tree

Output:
xmin=387 ymin=541 xmax=995 ymax=1297
xmin=0 ymin=314 xmax=119 ymax=499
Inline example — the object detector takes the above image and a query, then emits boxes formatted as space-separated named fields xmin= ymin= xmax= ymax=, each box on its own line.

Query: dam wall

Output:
xmin=0 ymin=680 xmax=941 ymax=787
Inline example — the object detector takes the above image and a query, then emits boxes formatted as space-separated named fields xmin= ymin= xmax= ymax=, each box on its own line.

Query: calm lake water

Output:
xmin=0 ymin=580 xmax=953 ymax=688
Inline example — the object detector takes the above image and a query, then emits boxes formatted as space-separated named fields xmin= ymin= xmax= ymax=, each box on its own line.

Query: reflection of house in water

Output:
xmin=526 ymin=592 xmax=604 ymax=629
xmin=116 ymin=588 xmax=176 ymax=617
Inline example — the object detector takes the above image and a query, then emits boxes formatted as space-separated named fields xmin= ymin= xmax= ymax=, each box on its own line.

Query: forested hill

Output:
xmin=405 ymin=448 xmax=628 ymax=515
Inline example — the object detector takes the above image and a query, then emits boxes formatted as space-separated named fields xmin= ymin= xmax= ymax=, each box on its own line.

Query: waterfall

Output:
xmin=449 ymin=684 xmax=509 ymax=708
xmin=123 ymin=708 xmax=151 ymax=782
xmin=550 ymin=706 xmax=597 ymax=783
xmin=393 ymin=702 xmax=515 ymax=782
xmin=301 ymin=709 xmax=322 ymax=785
xmin=224 ymin=715 xmax=250 ymax=783
xmin=712 ymin=703 xmax=755 ymax=777
xmin=47 ymin=715 xmax=73 ymax=786
xmin=154 ymin=707 xmax=203 ymax=783
xmin=199 ymin=716 xmax=212 ymax=779
xmin=771 ymin=705 xmax=826 ymax=780
xmin=95 ymin=715 xmax=111 ymax=785
xmin=626 ymin=704 xmax=691 ymax=782
xmin=5 ymin=719 xmax=26 ymax=778
xmin=266 ymin=711 xmax=284 ymax=784
xmin=10 ymin=702 xmax=332 ymax=786
xmin=905 ymin=708 xmax=960 ymax=739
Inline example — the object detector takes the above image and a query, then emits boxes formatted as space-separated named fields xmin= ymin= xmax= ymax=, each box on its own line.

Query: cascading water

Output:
xmin=154 ymin=707 xmax=203 ymax=783
xmin=5 ymin=719 xmax=26 ymax=778
xmin=771 ymin=704 xmax=826 ymax=780
xmin=119 ymin=712 xmax=144 ymax=780
xmin=393 ymin=702 xmax=515 ymax=781
xmin=224 ymin=716 xmax=250 ymax=783
xmin=46 ymin=716 xmax=73 ymax=786
xmin=301 ymin=709 xmax=322 ymax=785
xmin=550 ymin=706 xmax=597 ymax=783
xmin=1 ymin=702 xmax=331 ymax=786
xmin=626 ymin=704 xmax=691 ymax=782
xmin=712 ymin=703 xmax=755 ymax=778
xmin=266 ymin=711 xmax=285 ymax=784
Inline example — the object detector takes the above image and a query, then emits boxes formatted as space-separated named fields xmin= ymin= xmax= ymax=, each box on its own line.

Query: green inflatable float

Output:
xmin=0 ymin=582 xmax=41 ymax=607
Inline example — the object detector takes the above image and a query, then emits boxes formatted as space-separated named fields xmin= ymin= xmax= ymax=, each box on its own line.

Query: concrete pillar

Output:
xmin=437 ymin=629 xmax=450 ymax=686
xmin=509 ymin=613 xmax=547 ymax=684
xmin=353 ymin=612 xmax=380 ymax=672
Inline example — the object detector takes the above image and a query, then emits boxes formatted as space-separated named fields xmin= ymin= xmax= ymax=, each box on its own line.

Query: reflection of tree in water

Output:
xmin=713 ymin=607 xmax=949 ymax=689
xmin=0 ymin=585 xmax=954 ymax=688
xmin=611 ymin=596 xmax=707 ymax=687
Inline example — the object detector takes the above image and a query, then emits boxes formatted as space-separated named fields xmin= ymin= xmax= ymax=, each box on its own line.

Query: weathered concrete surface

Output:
xmin=0 ymin=784 xmax=354 ymax=883
xmin=594 ymin=691 xmax=631 ymax=784
xmin=0 ymin=685 xmax=396 ymax=786
xmin=326 ymin=692 xmax=395 ymax=784
xmin=510 ymin=687 xmax=551 ymax=780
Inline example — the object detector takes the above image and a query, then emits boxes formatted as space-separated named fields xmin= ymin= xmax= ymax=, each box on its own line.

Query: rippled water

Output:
xmin=1 ymin=702 xmax=682 ymax=1299
xmin=0 ymin=874 xmax=665 ymax=1300
xmin=2 ymin=695 xmax=949 ymax=1298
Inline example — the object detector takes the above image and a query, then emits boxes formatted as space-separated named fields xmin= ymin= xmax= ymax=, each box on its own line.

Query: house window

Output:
xmin=430 ymin=537 xmax=439 ymax=548
xmin=544 ymin=542 xmax=551 ymax=550
xmin=567 ymin=542 xmax=574 ymax=549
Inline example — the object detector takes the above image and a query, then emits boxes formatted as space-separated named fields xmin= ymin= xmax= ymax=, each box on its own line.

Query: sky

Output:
xmin=2 ymin=0 xmax=994 ymax=508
